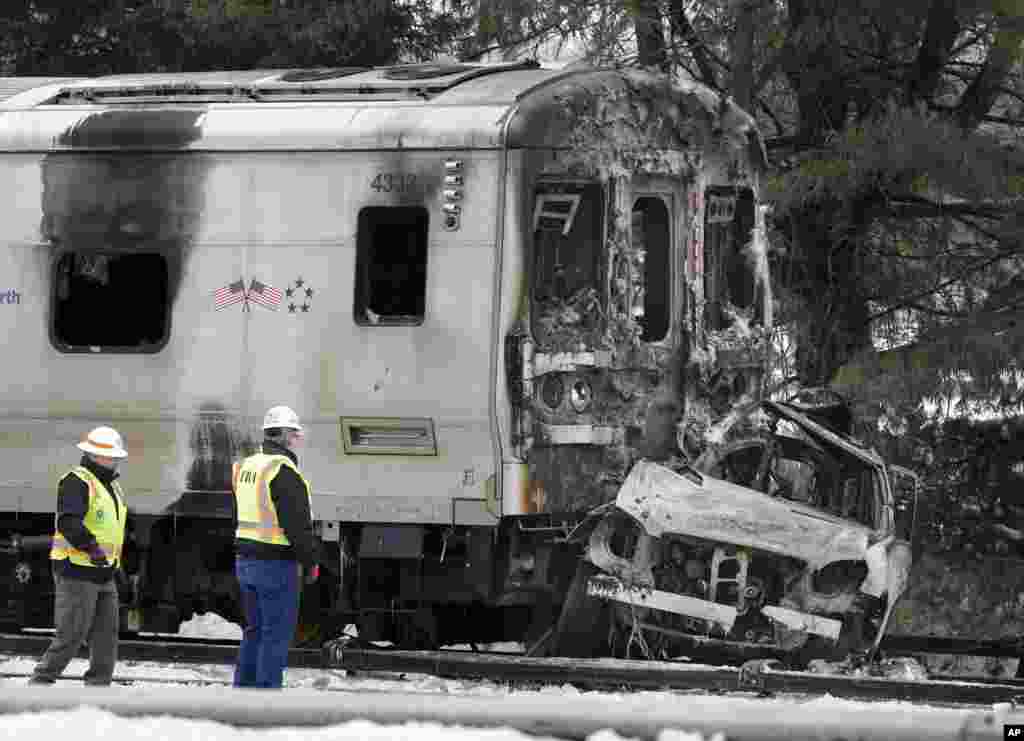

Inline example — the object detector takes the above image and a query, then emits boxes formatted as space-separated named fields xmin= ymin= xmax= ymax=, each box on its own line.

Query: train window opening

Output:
xmin=703 ymin=188 xmax=760 ymax=331
xmin=51 ymin=251 xmax=169 ymax=352
xmin=530 ymin=183 xmax=604 ymax=340
xmin=631 ymin=196 xmax=670 ymax=342
xmin=355 ymin=206 xmax=429 ymax=326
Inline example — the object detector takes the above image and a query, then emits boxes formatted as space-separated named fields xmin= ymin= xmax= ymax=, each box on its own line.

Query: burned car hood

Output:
xmin=615 ymin=460 xmax=873 ymax=569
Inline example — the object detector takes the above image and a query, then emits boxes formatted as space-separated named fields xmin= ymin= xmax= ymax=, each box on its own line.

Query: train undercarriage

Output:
xmin=0 ymin=509 xmax=582 ymax=651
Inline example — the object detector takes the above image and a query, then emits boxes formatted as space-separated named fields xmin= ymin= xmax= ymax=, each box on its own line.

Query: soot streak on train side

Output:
xmin=42 ymin=109 xmax=210 ymax=310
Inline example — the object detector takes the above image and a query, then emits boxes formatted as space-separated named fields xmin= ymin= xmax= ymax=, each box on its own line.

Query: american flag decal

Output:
xmin=248 ymin=279 xmax=283 ymax=311
xmin=214 ymin=279 xmax=246 ymax=310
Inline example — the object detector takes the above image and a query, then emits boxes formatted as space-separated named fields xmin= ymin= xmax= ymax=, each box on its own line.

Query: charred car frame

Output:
xmin=545 ymin=396 xmax=919 ymax=664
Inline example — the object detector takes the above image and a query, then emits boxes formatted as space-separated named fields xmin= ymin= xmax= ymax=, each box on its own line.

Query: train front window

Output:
xmin=530 ymin=182 xmax=604 ymax=343
xmin=703 ymin=188 xmax=760 ymax=331
xmin=631 ymin=196 xmax=670 ymax=342
xmin=51 ymin=251 xmax=170 ymax=353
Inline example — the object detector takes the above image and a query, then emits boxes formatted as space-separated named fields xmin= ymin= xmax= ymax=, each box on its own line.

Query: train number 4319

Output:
xmin=371 ymin=173 xmax=417 ymax=193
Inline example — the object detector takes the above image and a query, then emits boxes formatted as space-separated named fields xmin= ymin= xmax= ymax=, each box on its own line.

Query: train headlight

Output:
xmin=569 ymin=378 xmax=593 ymax=413
xmin=539 ymin=374 xmax=564 ymax=410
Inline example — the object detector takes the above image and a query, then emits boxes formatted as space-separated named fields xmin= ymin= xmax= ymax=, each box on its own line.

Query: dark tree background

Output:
xmin=0 ymin=0 xmax=463 ymax=73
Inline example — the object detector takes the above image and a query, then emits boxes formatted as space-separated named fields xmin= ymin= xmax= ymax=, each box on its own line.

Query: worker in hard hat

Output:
xmin=30 ymin=426 xmax=128 ymax=686
xmin=231 ymin=405 xmax=319 ymax=688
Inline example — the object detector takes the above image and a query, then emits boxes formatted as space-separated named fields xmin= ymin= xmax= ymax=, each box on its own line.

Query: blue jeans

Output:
xmin=233 ymin=558 xmax=299 ymax=688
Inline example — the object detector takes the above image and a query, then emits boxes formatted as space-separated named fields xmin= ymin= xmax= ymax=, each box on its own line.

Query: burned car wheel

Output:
xmin=545 ymin=559 xmax=611 ymax=658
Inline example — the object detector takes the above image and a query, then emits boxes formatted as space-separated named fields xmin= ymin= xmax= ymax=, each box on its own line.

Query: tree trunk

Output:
xmin=634 ymin=0 xmax=668 ymax=71
xmin=785 ymin=202 xmax=875 ymax=385
xmin=730 ymin=0 xmax=757 ymax=112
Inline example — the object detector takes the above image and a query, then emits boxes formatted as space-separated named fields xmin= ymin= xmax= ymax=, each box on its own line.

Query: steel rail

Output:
xmin=0 ymin=670 xmax=233 ymax=686
xmin=0 ymin=632 xmax=323 ymax=668
xmin=325 ymin=645 xmax=1024 ymax=706
xmin=4 ymin=631 xmax=1024 ymax=707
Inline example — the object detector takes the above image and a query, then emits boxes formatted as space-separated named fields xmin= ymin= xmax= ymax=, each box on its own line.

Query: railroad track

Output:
xmin=326 ymin=643 xmax=1024 ymax=707
xmin=4 ymin=630 xmax=1024 ymax=707
xmin=0 ymin=670 xmax=234 ymax=687
xmin=0 ymin=631 xmax=322 ymax=668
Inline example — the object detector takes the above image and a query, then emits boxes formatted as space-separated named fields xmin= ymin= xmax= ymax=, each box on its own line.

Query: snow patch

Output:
xmin=177 ymin=612 xmax=243 ymax=641
xmin=441 ymin=642 xmax=525 ymax=654
xmin=0 ymin=707 xmax=574 ymax=741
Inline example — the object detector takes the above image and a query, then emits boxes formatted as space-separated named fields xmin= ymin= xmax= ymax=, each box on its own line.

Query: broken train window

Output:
xmin=631 ymin=196 xmax=670 ymax=342
xmin=354 ymin=206 xmax=429 ymax=326
xmin=530 ymin=182 xmax=604 ymax=343
xmin=52 ymin=251 xmax=170 ymax=353
xmin=703 ymin=188 xmax=762 ymax=331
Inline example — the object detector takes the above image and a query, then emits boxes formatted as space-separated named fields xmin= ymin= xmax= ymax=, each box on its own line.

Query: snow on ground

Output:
xmin=0 ymin=651 xmax=988 ymax=741
xmin=0 ymin=651 xmax=975 ymax=741
xmin=0 ymin=613 xmax=991 ymax=740
xmin=0 ymin=702 xmax=719 ymax=741
xmin=175 ymin=612 xmax=244 ymax=641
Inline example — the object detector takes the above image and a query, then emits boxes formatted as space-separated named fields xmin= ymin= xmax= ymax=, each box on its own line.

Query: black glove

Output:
xmin=87 ymin=545 xmax=109 ymax=568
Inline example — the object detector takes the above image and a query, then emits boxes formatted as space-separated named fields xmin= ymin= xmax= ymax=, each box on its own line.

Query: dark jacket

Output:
xmin=53 ymin=455 xmax=122 ymax=584
xmin=233 ymin=440 xmax=319 ymax=569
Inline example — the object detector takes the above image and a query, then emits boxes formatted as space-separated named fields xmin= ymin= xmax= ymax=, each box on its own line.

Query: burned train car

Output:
xmin=0 ymin=63 xmax=771 ymax=647
xmin=548 ymin=394 xmax=919 ymax=662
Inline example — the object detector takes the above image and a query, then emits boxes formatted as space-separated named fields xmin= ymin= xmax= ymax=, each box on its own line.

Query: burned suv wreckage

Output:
xmin=546 ymin=394 xmax=917 ymax=664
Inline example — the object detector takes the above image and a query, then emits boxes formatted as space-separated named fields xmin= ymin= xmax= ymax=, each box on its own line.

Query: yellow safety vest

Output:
xmin=50 ymin=466 xmax=127 ymax=568
xmin=232 ymin=453 xmax=312 ymax=546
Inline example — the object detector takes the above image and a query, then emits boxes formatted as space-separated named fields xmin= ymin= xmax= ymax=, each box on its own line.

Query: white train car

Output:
xmin=0 ymin=62 xmax=770 ymax=646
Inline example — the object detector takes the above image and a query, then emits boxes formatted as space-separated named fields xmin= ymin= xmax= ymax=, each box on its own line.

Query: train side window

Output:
xmin=354 ymin=206 xmax=429 ymax=326
xmin=631 ymin=196 xmax=670 ymax=342
xmin=703 ymin=188 xmax=759 ymax=331
xmin=51 ymin=251 xmax=170 ymax=353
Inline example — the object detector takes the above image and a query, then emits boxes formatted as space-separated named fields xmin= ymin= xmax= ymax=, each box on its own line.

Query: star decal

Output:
xmin=286 ymin=278 xmax=314 ymax=315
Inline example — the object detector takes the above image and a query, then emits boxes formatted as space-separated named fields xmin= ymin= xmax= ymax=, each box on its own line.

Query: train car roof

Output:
xmin=0 ymin=61 xmax=765 ymax=164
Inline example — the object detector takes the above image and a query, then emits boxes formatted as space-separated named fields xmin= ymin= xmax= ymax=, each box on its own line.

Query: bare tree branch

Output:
xmin=667 ymin=0 xmax=718 ymax=88
xmin=867 ymin=247 xmax=1024 ymax=324
xmin=890 ymin=194 xmax=1014 ymax=221
xmin=957 ymin=12 xmax=1024 ymax=129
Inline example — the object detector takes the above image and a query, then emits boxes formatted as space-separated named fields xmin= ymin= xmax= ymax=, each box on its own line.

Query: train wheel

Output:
xmin=544 ymin=560 xmax=611 ymax=658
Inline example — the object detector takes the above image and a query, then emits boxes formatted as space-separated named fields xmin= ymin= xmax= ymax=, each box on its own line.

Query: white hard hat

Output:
xmin=77 ymin=426 xmax=128 ymax=459
xmin=262 ymin=406 xmax=303 ymax=431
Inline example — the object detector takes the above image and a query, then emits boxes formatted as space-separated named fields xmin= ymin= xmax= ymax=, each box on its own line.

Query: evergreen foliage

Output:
xmin=0 ymin=1 xmax=460 ymax=73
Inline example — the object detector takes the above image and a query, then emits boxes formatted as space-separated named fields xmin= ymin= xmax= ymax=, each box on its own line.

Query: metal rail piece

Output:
xmin=4 ymin=631 xmax=1024 ymax=707
xmin=0 ymin=632 xmax=322 ymax=668
xmin=325 ymin=644 xmax=1024 ymax=706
